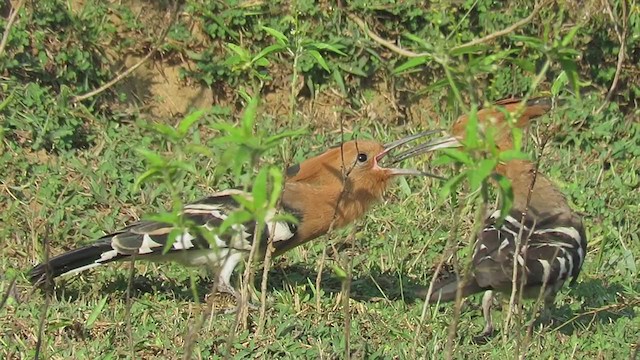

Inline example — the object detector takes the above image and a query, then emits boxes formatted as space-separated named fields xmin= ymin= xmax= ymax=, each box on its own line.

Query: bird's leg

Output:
xmin=205 ymin=251 xmax=259 ymax=313
xmin=537 ymin=291 xmax=557 ymax=326
xmin=473 ymin=290 xmax=496 ymax=343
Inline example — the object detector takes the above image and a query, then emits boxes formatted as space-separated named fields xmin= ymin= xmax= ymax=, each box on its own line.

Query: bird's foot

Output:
xmin=472 ymin=325 xmax=495 ymax=344
xmin=211 ymin=282 xmax=259 ymax=314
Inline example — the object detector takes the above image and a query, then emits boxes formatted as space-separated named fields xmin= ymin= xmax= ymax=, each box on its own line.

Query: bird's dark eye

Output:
xmin=357 ymin=153 xmax=368 ymax=163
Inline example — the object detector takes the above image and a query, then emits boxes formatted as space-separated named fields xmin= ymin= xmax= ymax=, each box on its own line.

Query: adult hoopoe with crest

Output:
xmin=401 ymin=97 xmax=587 ymax=339
xmin=29 ymin=131 xmax=442 ymax=300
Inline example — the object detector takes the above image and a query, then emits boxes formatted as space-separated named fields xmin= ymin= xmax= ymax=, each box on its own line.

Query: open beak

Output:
xmin=376 ymin=129 xmax=451 ymax=179
xmin=390 ymin=134 xmax=462 ymax=165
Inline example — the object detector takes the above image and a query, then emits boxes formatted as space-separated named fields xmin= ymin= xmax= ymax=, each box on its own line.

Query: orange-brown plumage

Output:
xmin=29 ymin=132 xmax=439 ymax=300
xmin=275 ymin=140 xmax=419 ymax=255
xmin=415 ymin=97 xmax=587 ymax=340
xmin=448 ymin=97 xmax=569 ymax=213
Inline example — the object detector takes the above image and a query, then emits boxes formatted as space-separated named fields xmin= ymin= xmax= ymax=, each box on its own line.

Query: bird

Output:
xmin=402 ymin=97 xmax=587 ymax=340
xmin=29 ymin=130 xmax=442 ymax=301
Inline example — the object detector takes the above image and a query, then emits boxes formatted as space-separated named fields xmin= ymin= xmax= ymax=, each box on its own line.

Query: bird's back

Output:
xmin=29 ymin=189 xmax=298 ymax=283
xmin=473 ymin=208 xmax=587 ymax=295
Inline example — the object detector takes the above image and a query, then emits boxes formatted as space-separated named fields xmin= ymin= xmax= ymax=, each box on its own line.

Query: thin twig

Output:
xmin=446 ymin=188 xmax=489 ymax=359
xmin=348 ymin=1 xmax=548 ymax=58
xmin=256 ymin=220 xmax=278 ymax=336
xmin=503 ymin=60 xmax=551 ymax=338
xmin=71 ymin=1 xmax=179 ymax=103
xmin=0 ymin=0 xmax=26 ymax=58
xmin=449 ymin=1 xmax=548 ymax=53
xmin=0 ymin=276 xmax=16 ymax=312
xmin=342 ymin=244 xmax=354 ymax=360
xmin=315 ymin=247 xmax=327 ymax=313
xmin=552 ymin=297 xmax=640 ymax=332
xmin=413 ymin=194 xmax=463 ymax=358
xmin=596 ymin=0 xmax=628 ymax=114
xmin=34 ymin=224 xmax=52 ymax=360
xmin=521 ymin=124 xmax=556 ymax=356
xmin=125 ymin=258 xmax=137 ymax=359
xmin=236 ymin=214 xmax=264 ymax=332
xmin=347 ymin=13 xmax=431 ymax=58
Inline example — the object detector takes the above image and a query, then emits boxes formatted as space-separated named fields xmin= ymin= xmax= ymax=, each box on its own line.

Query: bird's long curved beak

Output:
xmin=375 ymin=129 xmax=452 ymax=179
xmin=390 ymin=134 xmax=462 ymax=165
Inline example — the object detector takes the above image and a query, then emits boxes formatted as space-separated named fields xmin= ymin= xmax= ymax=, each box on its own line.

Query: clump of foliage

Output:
xmin=1 ymin=0 xmax=638 ymax=358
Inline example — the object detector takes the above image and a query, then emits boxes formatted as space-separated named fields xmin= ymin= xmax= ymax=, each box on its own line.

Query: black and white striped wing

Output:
xmin=472 ymin=209 xmax=587 ymax=293
xmin=30 ymin=189 xmax=298 ymax=282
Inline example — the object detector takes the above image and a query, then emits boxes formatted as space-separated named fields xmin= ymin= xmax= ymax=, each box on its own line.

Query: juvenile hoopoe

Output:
xmin=29 ymin=132 xmax=440 ymax=299
xmin=404 ymin=98 xmax=587 ymax=338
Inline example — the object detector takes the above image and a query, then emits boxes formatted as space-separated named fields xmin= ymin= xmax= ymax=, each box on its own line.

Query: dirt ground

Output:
xmin=71 ymin=0 xmax=438 ymax=130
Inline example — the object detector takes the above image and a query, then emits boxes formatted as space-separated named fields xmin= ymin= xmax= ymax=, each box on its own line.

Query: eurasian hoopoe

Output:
xmin=29 ymin=131 xmax=441 ymax=299
xmin=406 ymin=98 xmax=587 ymax=339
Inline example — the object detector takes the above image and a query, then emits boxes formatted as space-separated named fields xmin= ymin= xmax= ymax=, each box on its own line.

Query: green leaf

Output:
xmin=252 ymin=44 xmax=286 ymax=64
xmin=561 ymin=24 xmax=581 ymax=46
xmin=85 ymin=296 xmax=108 ymax=328
xmin=231 ymin=193 xmax=255 ymax=212
xmin=439 ymin=172 xmax=466 ymax=199
xmin=398 ymin=176 xmax=412 ymax=197
xmin=0 ymin=90 xmax=15 ymax=111
xmin=510 ymin=58 xmax=536 ymax=73
xmin=402 ymin=33 xmax=434 ymax=50
xmin=253 ymin=57 xmax=270 ymax=67
xmin=307 ymin=50 xmax=330 ymax=72
xmin=268 ymin=167 xmax=284 ymax=208
xmin=177 ymin=110 xmax=205 ymax=136
xmin=559 ymin=58 xmax=580 ymax=95
xmin=219 ymin=210 xmax=254 ymax=235
xmin=134 ymin=169 xmax=160 ymax=188
xmin=136 ymin=148 xmax=166 ymax=167
xmin=163 ymin=228 xmax=182 ymax=254
xmin=308 ymin=42 xmax=347 ymax=56
xmin=144 ymin=211 xmax=180 ymax=225
xmin=468 ymin=158 xmax=497 ymax=191
xmin=495 ymin=174 xmax=514 ymax=216
xmin=264 ymin=128 xmax=307 ymax=147
xmin=185 ymin=143 xmax=214 ymax=157
xmin=449 ymin=44 xmax=490 ymax=57
xmin=437 ymin=148 xmax=473 ymax=165
xmin=393 ymin=56 xmax=431 ymax=74
xmin=226 ymin=43 xmax=250 ymax=59
xmin=510 ymin=35 xmax=545 ymax=50
xmin=498 ymin=149 xmax=529 ymax=162
xmin=332 ymin=68 xmax=347 ymax=95
xmin=551 ymin=71 xmax=569 ymax=96
xmin=241 ymin=95 xmax=260 ymax=134
xmin=331 ymin=264 xmax=347 ymax=280
xmin=464 ymin=106 xmax=479 ymax=149
xmin=261 ymin=26 xmax=288 ymax=45
xmin=252 ymin=167 xmax=269 ymax=209
xmin=174 ymin=161 xmax=197 ymax=174
xmin=337 ymin=62 xmax=367 ymax=77
xmin=511 ymin=127 xmax=524 ymax=150
xmin=153 ymin=123 xmax=180 ymax=140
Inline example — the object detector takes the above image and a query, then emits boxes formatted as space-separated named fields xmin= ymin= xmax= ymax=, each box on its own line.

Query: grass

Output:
xmin=1 ymin=0 xmax=639 ymax=359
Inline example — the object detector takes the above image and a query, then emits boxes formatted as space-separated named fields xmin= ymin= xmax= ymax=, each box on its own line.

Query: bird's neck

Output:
xmin=273 ymin=180 xmax=383 ymax=255
xmin=496 ymin=160 xmax=573 ymax=220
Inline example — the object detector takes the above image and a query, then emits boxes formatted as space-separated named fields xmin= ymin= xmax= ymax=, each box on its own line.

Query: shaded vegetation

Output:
xmin=1 ymin=0 xmax=638 ymax=358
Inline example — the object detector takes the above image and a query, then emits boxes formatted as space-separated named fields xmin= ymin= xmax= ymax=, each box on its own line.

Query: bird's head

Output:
xmin=286 ymin=131 xmax=442 ymax=202
xmin=390 ymin=97 xmax=556 ymax=161
xmin=278 ymin=131 xmax=442 ymax=247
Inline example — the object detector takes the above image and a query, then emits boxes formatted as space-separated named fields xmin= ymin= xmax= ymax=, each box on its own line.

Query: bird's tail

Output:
xmin=494 ymin=96 xmax=564 ymax=122
xmin=29 ymin=241 xmax=119 ymax=284
xmin=416 ymin=275 xmax=486 ymax=303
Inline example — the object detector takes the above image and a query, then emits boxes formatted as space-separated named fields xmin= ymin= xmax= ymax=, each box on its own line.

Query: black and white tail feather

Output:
xmin=430 ymin=208 xmax=587 ymax=302
xmin=29 ymin=189 xmax=297 ymax=296
xmin=428 ymin=207 xmax=587 ymax=338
